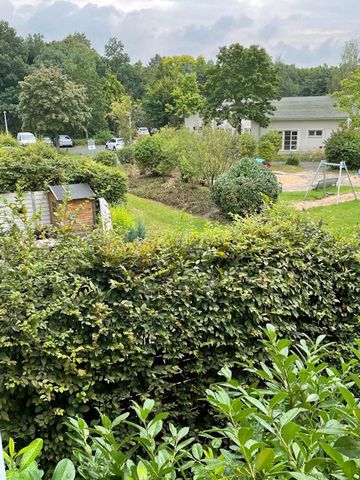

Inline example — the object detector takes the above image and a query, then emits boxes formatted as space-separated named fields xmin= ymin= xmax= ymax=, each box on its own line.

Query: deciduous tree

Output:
xmin=18 ymin=67 xmax=91 ymax=136
xmin=204 ymin=44 xmax=280 ymax=131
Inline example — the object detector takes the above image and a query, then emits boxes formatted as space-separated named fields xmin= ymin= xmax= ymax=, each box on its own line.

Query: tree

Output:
xmin=143 ymin=77 xmax=176 ymax=128
xmin=166 ymin=73 xmax=203 ymax=120
xmin=18 ymin=67 xmax=91 ymax=136
xmin=334 ymin=66 xmax=360 ymax=127
xmin=330 ymin=39 xmax=360 ymax=92
xmin=0 ymin=21 xmax=29 ymax=132
xmin=204 ymin=44 xmax=280 ymax=132
xmin=102 ymin=70 xmax=125 ymax=111
xmin=34 ymin=34 xmax=107 ymax=134
xmin=108 ymin=95 xmax=133 ymax=143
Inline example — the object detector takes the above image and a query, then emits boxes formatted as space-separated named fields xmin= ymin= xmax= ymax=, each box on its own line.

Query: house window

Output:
xmin=308 ymin=130 xmax=323 ymax=137
xmin=283 ymin=130 xmax=298 ymax=151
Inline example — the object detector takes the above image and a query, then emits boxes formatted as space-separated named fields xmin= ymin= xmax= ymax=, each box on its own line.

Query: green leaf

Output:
xmin=51 ymin=459 xmax=75 ymax=480
xmin=338 ymin=387 xmax=356 ymax=408
xmin=19 ymin=439 xmax=43 ymax=470
xmin=191 ymin=443 xmax=203 ymax=460
xmin=334 ymin=436 xmax=360 ymax=458
xmin=280 ymin=408 xmax=305 ymax=427
xmin=255 ymin=448 xmax=274 ymax=471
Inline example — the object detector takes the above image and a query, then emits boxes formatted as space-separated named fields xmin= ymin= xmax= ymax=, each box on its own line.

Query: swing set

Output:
xmin=304 ymin=160 xmax=357 ymax=205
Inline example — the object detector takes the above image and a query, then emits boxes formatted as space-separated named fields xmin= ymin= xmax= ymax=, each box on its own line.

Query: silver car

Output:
xmin=57 ymin=135 xmax=74 ymax=147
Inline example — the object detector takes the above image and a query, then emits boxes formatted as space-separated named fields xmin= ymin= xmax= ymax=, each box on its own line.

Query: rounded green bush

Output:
xmin=134 ymin=135 xmax=176 ymax=175
xmin=212 ymin=158 xmax=280 ymax=217
xmin=94 ymin=149 xmax=118 ymax=167
xmin=325 ymin=129 xmax=360 ymax=169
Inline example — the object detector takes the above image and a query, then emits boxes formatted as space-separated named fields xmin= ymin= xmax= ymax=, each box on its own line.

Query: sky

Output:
xmin=1 ymin=0 xmax=359 ymax=66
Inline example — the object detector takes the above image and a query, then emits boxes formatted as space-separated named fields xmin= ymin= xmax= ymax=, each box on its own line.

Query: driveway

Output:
xmin=67 ymin=144 xmax=106 ymax=155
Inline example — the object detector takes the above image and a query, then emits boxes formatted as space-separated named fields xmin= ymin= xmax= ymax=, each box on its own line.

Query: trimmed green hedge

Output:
xmin=0 ymin=144 xmax=127 ymax=203
xmin=0 ymin=210 xmax=359 ymax=462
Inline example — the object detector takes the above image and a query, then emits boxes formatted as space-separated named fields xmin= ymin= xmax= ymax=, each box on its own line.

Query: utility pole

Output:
xmin=3 ymin=111 xmax=8 ymax=135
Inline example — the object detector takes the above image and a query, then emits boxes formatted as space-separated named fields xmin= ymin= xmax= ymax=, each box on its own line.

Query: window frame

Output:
xmin=282 ymin=130 xmax=299 ymax=151
xmin=308 ymin=129 xmax=323 ymax=138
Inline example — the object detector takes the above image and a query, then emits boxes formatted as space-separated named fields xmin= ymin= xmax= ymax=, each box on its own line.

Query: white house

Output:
xmin=251 ymin=96 xmax=348 ymax=152
xmin=184 ymin=113 xmax=251 ymax=132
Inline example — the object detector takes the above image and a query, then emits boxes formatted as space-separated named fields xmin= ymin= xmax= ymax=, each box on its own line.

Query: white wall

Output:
xmin=252 ymin=119 xmax=341 ymax=152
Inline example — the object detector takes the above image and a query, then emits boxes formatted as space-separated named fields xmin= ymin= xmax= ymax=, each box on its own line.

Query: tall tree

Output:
xmin=108 ymin=95 xmax=133 ymax=143
xmin=0 ymin=21 xmax=29 ymax=132
xmin=166 ymin=73 xmax=203 ymax=120
xmin=34 ymin=33 xmax=107 ymax=133
xmin=334 ymin=66 xmax=360 ymax=127
xmin=104 ymin=37 xmax=146 ymax=99
xmin=142 ymin=77 xmax=177 ymax=128
xmin=330 ymin=39 xmax=360 ymax=92
xmin=18 ymin=67 xmax=91 ymax=136
xmin=204 ymin=44 xmax=280 ymax=131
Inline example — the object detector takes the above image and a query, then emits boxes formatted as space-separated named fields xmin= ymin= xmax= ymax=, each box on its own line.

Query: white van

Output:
xmin=17 ymin=132 xmax=36 ymax=146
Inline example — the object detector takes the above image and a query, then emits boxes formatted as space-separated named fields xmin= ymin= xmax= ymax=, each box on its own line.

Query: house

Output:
xmin=251 ymin=96 xmax=348 ymax=152
xmin=184 ymin=113 xmax=251 ymax=132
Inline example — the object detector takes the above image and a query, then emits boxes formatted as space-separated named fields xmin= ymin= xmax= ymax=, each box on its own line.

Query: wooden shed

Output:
xmin=48 ymin=183 xmax=96 ymax=232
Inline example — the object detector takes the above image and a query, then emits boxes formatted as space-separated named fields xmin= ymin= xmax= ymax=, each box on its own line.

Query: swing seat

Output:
xmin=314 ymin=177 xmax=338 ymax=190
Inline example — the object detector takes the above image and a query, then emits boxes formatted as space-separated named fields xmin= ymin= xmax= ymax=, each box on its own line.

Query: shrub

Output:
xmin=65 ymin=327 xmax=360 ymax=480
xmin=212 ymin=157 xmax=280 ymax=216
xmin=285 ymin=154 xmax=300 ymax=165
xmin=0 ymin=133 xmax=17 ymax=147
xmin=325 ymin=129 xmax=360 ymax=169
xmin=111 ymin=204 xmax=135 ymax=233
xmin=237 ymin=132 xmax=257 ymax=157
xmin=258 ymin=131 xmax=282 ymax=162
xmin=93 ymin=149 xmax=118 ymax=167
xmin=134 ymin=134 xmax=177 ymax=175
xmin=117 ymin=146 xmax=134 ymax=164
xmin=1 ymin=209 xmax=359 ymax=462
xmin=178 ymin=127 xmax=238 ymax=185
xmin=124 ymin=220 xmax=146 ymax=242
xmin=0 ymin=145 xmax=127 ymax=203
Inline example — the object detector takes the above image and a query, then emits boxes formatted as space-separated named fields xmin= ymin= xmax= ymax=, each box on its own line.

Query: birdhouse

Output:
xmin=48 ymin=183 xmax=96 ymax=232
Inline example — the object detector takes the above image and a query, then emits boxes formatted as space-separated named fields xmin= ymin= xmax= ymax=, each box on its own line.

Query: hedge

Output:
xmin=0 ymin=144 xmax=127 ymax=203
xmin=325 ymin=129 xmax=360 ymax=169
xmin=0 ymin=209 xmax=359 ymax=462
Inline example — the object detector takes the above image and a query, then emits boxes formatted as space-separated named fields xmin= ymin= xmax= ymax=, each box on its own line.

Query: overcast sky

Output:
xmin=1 ymin=0 xmax=359 ymax=66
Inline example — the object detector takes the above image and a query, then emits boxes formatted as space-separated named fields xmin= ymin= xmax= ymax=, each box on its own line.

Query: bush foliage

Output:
xmin=65 ymin=327 xmax=360 ymax=479
xmin=93 ymin=149 xmax=118 ymax=167
xmin=237 ymin=132 xmax=257 ymax=158
xmin=212 ymin=158 xmax=281 ymax=216
xmin=0 ymin=208 xmax=359 ymax=462
xmin=134 ymin=133 xmax=177 ymax=175
xmin=258 ymin=131 xmax=282 ymax=162
xmin=0 ymin=144 xmax=127 ymax=203
xmin=325 ymin=129 xmax=360 ymax=169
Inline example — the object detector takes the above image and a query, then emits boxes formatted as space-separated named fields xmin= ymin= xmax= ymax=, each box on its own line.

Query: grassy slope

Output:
xmin=126 ymin=193 xmax=210 ymax=236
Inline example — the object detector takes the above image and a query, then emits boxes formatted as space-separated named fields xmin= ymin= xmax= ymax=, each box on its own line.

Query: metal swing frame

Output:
xmin=304 ymin=160 xmax=357 ymax=205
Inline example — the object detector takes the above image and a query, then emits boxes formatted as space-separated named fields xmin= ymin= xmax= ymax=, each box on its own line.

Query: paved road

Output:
xmin=67 ymin=144 xmax=106 ymax=155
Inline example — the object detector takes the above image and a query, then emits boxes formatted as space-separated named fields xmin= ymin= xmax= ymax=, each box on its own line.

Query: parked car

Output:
xmin=149 ymin=128 xmax=159 ymax=135
xmin=105 ymin=137 xmax=125 ymax=151
xmin=17 ymin=132 xmax=36 ymax=146
xmin=56 ymin=135 xmax=74 ymax=148
xmin=137 ymin=127 xmax=149 ymax=136
xmin=42 ymin=136 xmax=54 ymax=146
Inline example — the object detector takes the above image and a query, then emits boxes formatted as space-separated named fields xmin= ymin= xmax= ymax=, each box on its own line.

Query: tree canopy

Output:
xmin=18 ymin=67 xmax=91 ymax=136
xmin=204 ymin=44 xmax=280 ymax=131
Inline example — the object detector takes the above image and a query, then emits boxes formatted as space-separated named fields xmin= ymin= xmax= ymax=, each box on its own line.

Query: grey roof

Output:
xmin=49 ymin=183 xmax=95 ymax=201
xmin=271 ymin=96 xmax=348 ymax=121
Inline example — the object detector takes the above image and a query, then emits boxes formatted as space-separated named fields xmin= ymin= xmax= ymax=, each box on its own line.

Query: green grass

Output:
xmin=307 ymin=201 xmax=360 ymax=232
xmin=271 ymin=163 xmax=305 ymax=174
xmin=280 ymin=187 xmax=360 ymax=235
xmin=126 ymin=193 xmax=210 ymax=236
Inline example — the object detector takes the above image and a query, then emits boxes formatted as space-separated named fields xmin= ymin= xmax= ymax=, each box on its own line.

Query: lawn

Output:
xmin=280 ymin=187 xmax=360 ymax=234
xmin=126 ymin=193 xmax=210 ymax=236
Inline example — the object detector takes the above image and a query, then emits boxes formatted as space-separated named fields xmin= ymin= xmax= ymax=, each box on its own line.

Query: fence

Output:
xmin=0 ymin=191 xmax=50 ymax=231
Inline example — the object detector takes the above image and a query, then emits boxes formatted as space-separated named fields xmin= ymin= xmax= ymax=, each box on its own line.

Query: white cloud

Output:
xmin=1 ymin=0 xmax=359 ymax=66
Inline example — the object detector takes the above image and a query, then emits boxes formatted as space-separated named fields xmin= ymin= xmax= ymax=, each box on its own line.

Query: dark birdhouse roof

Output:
xmin=49 ymin=183 xmax=96 ymax=201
